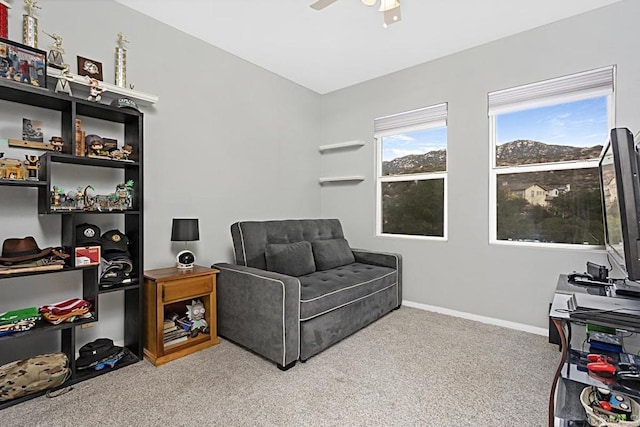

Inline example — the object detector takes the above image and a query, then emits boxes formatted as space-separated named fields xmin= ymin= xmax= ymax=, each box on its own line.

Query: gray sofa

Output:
xmin=212 ymin=219 xmax=402 ymax=370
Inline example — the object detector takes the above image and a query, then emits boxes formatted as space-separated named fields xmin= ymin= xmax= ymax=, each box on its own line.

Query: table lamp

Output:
xmin=171 ymin=218 xmax=199 ymax=269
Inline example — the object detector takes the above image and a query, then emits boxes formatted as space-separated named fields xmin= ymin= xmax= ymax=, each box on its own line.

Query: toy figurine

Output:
xmin=83 ymin=185 xmax=95 ymax=209
xmin=109 ymin=144 xmax=134 ymax=161
xmin=186 ymin=299 xmax=209 ymax=337
xmin=51 ymin=185 xmax=63 ymax=207
xmin=86 ymin=77 xmax=105 ymax=102
xmin=49 ymin=136 xmax=64 ymax=151
xmin=23 ymin=155 xmax=39 ymax=180
xmin=115 ymin=180 xmax=134 ymax=209
xmin=87 ymin=136 xmax=105 ymax=157
xmin=1 ymin=158 xmax=24 ymax=180
xmin=121 ymin=144 xmax=133 ymax=160
xmin=74 ymin=187 xmax=84 ymax=210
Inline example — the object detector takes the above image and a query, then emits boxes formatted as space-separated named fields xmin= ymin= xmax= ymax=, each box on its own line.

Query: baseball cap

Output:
xmin=110 ymin=97 xmax=139 ymax=112
xmin=76 ymin=223 xmax=102 ymax=247
xmin=101 ymin=229 xmax=130 ymax=260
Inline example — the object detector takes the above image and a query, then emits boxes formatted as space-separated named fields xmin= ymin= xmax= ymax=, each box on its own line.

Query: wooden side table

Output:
xmin=143 ymin=265 xmax=220 ymax=366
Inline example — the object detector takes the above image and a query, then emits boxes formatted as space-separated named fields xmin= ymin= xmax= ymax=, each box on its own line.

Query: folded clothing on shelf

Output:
xmin=100 ymin=258 xmax=133 ymax=288
xmin=0 ymin=307 xmax=40 ymax=336
xmin=39 ymin=298 xmax=92 ymax=325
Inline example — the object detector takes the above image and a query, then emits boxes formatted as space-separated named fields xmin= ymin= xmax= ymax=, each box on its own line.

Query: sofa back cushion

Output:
xmin=311 ymin=238 xmax=355 ymax=271
xmin=231 ymin=219 xmax=345 ymax=270
xmin=265 ymin=241 xmax=316 ymax=277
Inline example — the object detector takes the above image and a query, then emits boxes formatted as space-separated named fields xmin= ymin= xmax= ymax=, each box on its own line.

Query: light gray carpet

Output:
xmin=0 ymin=307 xmax=558 ymax=426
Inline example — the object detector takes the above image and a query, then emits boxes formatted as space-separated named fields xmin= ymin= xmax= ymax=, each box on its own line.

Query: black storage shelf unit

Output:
xmin=0 ymin=265 xmax=96 ymax=281
xmin=0 ymin=179 xmax=47 ymax=187
xmin=0 ymin=317 xmax=97 ymax=343
xmin=0 ymin=78 xmax=144 ymax=410
xmin=0 ymin=350 xmax=139 ymax=410
xmin=45 ymin=152 xmax=140 ymax=169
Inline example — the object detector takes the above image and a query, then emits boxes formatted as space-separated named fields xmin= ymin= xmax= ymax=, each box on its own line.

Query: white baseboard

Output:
xmin=402 ymin=300 xmax=548 ymax=337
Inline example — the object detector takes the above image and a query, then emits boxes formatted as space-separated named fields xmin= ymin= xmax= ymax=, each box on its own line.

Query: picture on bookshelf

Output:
xmin=22 ymin=118 xmax=43 ymax=142
xmin=0 ymin=37 xmax=47 ymax=88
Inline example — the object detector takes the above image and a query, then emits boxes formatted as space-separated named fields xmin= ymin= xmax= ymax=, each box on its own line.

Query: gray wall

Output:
xmin=3 ymin=0 xmax=322 ymax=267
xmin=0 ymin=0 xmax=321 ymax=352
xmin=319 ymin=0 xmax=640 ymax=329
xmin=2 ymin=0 xmax=638 ymax=347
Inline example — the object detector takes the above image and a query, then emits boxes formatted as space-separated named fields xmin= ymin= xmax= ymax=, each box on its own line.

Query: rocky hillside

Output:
xmin=496 ymin=139 xmax=602 ymax=166
xmin=382 ymin=140 xmax=602 ymax=174
xmin=382 ymin=149 xmax=446 ymax=175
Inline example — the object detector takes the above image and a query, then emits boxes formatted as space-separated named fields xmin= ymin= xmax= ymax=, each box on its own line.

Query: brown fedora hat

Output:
xmin=0 ymin=237 xmax=53 ymax=265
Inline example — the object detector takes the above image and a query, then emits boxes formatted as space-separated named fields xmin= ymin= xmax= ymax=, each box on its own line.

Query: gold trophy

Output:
xmin=44 ymin=31 xmax=64 ymax=68
xmin=23 ymin=0 xmax=40 ymax=48
xmin=115 ymin=32 xmax=128 ymax=88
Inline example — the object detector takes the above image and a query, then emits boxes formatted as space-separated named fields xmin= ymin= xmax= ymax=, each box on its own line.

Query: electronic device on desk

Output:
xmin=615 ymin=353 xmax=640 ymax=393
xmin=569 ymin=272 xmax=611 ymax=288
xmin=599 ymin=128 xmax=640 ymax=299
xmin=589 ymin=331 xmax=624 ymax=354
xmin=614 ymin=281 xmax=640 ymax=299
xmin=568 ymin=262 xmax=611 ymax=290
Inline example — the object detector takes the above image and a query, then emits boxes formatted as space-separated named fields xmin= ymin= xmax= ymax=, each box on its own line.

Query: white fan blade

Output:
xmin=310 ymin=0 xmax=339 ymax=10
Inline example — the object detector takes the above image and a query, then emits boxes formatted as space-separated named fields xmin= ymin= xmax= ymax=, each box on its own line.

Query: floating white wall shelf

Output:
xmin=319 ymin=176 xmax=365 ymax=184
xmin=47 ymin=67 xmax=159 ymax=105
xmin=318 ymin=140 xmax=365 ymax=153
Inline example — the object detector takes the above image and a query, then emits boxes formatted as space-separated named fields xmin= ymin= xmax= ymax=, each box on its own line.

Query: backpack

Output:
xmin=0 ymin=353 xmax=70 ymax=401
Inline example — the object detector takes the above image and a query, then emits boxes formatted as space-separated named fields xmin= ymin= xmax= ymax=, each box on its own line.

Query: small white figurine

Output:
xmin=86 ymin=77 xmax=105 ymax=102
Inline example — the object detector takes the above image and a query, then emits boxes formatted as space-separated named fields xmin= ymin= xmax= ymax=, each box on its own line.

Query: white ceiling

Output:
xmin=115 ymin=0 xmax=624 ymax=94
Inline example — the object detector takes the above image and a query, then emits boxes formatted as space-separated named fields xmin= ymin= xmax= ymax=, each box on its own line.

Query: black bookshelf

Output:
xmin=0 ymin=78 xmax=144 ymax=410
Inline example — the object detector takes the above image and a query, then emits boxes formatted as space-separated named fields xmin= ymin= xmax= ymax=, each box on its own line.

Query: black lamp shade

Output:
xmin=171 ymin=218 xmax=199 ymax=242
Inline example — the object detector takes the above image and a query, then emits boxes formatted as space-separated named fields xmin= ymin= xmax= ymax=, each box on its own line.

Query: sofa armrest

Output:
xmin=351 ymin=250 xmax=402 ymax=306
xmin=212 ymin=262 xmax=300 ymax=367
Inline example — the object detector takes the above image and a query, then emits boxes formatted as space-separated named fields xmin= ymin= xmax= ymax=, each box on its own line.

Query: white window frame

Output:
xmin=374 ymin=103 xmax=448 ymax=240
xmin=488 ymin=66 xmax=616 ymax=248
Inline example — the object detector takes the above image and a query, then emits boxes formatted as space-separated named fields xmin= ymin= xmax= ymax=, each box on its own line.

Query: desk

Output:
xmin=549 ymin=274 xmax=640 ymax=426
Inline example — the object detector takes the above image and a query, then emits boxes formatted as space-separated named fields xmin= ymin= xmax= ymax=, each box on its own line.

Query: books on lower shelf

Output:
xmin=163 ymin=317 xmax=190 ymax=346
xmin=163 ymin=319 xmax=178 ymax=333
xmin=164 ymin=334 xmax=189 ymax=347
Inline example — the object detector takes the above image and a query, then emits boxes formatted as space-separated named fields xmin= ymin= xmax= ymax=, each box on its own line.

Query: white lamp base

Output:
xmin=176 ymin=250 xmax=196 ymax=269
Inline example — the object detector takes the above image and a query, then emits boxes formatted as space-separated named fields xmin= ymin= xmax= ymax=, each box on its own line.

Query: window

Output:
xmin=489 ymin=67 xmax=614 ymax=246
xmin=375 ymin=103 xmax=448 ymax=238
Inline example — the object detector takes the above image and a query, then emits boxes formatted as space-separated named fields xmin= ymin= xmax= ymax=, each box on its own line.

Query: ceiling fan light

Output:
xmin=379 ymin=0 xmax=399 ymax=12
xmin=382 ymin=4 xmax=401 ymax=26
xmin=361 ymin=0 xmax=377 ymax=6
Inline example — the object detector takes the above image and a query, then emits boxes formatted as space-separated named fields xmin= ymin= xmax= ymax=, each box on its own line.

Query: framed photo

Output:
xmin=77 ymin=55 xmax=103 ymax=81
xmin=22 ymin=118 xmax=44 ymax=142
xmin=0 ymin=37 xmax=47 ymax=89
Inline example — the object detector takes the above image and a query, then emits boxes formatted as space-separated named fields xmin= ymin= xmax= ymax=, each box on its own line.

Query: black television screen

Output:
xmin=599 ymin=127 xmax=640 ymax=282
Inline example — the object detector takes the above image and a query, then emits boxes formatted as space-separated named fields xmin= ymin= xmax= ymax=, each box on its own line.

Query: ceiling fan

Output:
xmin=310 ymin=0 xmax=402 ymax=27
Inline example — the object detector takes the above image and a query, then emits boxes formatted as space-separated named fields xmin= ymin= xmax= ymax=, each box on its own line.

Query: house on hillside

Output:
xmin=504 ymin=183 xmax=570 ymax=207
xmin=505 ymin=183 xmax=548 ymax=206
xmin=546 ymin=184 xmax=571 ymax=197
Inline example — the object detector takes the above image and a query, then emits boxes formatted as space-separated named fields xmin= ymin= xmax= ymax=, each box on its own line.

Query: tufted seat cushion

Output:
xmin=299 ymin=262 xmax=398 ymax=321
